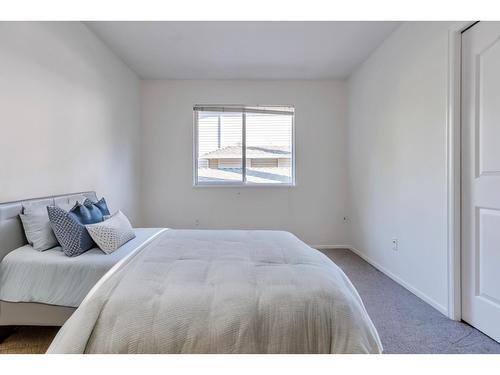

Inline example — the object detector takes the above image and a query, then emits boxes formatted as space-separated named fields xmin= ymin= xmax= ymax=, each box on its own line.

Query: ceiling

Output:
xmin=86 ymin=21 xmax=400 ymax=80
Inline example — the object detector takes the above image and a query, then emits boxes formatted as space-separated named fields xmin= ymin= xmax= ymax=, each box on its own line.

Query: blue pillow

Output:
xmin=94 ymin=197 xmax=110 ymax=216
xmin=47 ymin=205 xmax=95 ymax=257
xmin=74 ymin=200 xmax=104 ymax=224
xmin=84 ymin=198 xmax=110 ymax=217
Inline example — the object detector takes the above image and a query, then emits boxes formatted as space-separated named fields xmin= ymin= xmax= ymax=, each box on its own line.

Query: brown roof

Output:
xmin=201 ymin=145 xmax=291 ymax=159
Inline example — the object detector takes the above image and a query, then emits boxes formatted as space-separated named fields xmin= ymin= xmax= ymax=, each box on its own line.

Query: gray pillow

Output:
xmin=19 ymin=204 xmax=58 ymax=251
xmin=85 ymin=211 xmax=135 ymax=254
xmin=47 ymin=205 xmax=95 ymax=257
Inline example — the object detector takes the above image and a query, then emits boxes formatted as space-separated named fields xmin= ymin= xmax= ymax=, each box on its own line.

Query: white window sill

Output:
xmin=193 ymin=183 xmax=296 ymax=188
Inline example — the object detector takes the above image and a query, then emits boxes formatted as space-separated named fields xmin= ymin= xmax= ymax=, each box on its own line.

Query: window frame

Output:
xmin=193 ymin=105 xmax=296 ymax=187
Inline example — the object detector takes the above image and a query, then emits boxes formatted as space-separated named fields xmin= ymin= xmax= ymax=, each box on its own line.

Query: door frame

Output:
xmin=446 ymin=21 xmax=478 ymax=320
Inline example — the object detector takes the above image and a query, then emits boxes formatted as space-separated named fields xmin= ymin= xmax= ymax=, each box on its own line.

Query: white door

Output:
xmin=462 ymin=21 xmax=500 ymax=343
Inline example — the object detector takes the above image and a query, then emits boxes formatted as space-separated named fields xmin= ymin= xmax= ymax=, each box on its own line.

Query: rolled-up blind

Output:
xmin=194 ymin=105 xmax=294 ymax=116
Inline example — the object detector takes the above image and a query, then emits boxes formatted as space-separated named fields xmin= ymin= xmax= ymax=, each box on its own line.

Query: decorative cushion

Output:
xmin=70 ymin=200 xmax=104 ymax=224
xmin=47 ymin=205 xmax=95 ymax=257
xmin=93 ymin=197 xmax=110 ymax=216
xmin=19 ymin=204 xmax=58 ymax=251
xmin=85 ymin=211 xmax=136 ymax=254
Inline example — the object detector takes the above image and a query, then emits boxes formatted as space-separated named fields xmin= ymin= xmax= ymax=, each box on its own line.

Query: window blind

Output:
xmin=193 ymin=105 xmax=294 ymax=116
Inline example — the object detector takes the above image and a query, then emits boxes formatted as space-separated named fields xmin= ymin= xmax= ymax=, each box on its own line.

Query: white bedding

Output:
xmin=0 ymin=228 xmax=163 ymax=307
xmin=48 ymin=230 xmax=382 ymax=354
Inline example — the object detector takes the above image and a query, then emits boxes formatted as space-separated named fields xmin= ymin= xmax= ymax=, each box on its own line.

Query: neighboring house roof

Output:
xmin=201 ymin=145 xmax=291 ymax=159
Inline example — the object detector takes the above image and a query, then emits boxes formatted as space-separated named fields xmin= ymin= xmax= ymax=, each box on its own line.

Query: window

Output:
xmin=194 ymin=105 xmax=295 ymax=186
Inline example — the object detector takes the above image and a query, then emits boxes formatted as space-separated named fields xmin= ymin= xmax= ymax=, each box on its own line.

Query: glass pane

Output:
xmin=245 ymin=113 xmax=293 ymax=184
xmin=197 ymin=111 xmax=243 ymax=183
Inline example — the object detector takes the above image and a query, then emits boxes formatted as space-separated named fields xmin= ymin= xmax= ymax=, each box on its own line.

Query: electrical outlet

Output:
xmin=343 ymin=216 xmax=349 ymax=224
xmin=391 ymin=238 xmax=398 ymax=251
xmin=195 ymin=219 xmax=200 ymax=227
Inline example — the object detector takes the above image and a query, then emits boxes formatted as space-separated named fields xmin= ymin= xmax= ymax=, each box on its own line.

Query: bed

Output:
xmin=0 ymin=192 xmax=162 ymax=326
xmin=1 ymin=192 xmax=382 ymax=353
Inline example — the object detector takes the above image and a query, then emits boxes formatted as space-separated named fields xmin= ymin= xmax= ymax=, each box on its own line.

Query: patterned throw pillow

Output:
xmin=47 ymin=205 xmax=95 ymax=257
xmin=85 ymin=211 xmax=136 ymax=254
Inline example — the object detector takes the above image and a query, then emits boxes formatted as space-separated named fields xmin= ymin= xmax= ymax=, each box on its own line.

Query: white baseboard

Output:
xmin=311 ymin=245 xmax=351 ymax=250
xmin=347 ymin=246 xmax=449 ymax=316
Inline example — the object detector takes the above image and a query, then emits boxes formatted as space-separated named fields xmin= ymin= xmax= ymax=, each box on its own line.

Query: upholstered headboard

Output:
xmin=0 ymin=191 xmax=97 ymax=262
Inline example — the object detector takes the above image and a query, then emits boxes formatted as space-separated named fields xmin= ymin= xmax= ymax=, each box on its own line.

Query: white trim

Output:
xmin=312 ymin=245 xmax=351 ymax=250
xmin=193 ymin=109 xmax=199 ymax=185
xmin=291 ymin=110 xmax=296 ymax=186
xmin=446 ymin=21 xmax=477 ymax=321
xmin=348 ymin=247 xmax=449 ymax=316
xmin=242 ymin=112 xmax=247 ymax=183
xmin=194 ymin=183 xmax=295 ymax=188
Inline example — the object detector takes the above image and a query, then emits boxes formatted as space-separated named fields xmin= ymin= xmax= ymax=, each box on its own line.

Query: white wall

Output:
xmin=141 ymin=80 xmax=348 ymax=246
xmin=0 ymin=22 xmax=142 ymax=222
xmin=347 ymin=22 xmax=458 ymax=314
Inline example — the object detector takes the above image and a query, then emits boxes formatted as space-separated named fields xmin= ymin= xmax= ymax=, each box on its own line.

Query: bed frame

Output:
xmin=0 ymin=191 xmax=97 ymax=326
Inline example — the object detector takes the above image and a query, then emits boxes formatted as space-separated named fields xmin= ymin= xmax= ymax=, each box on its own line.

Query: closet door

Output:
xmin=462 ymin=21 xmax=500 ymax=342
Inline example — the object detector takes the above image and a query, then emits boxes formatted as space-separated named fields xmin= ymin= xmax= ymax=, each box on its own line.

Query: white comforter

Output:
xmin=47 ymin=230 xmax=382 ymax=354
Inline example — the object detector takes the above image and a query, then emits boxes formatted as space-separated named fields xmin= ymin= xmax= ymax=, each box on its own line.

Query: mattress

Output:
xmin=48 ymin=230 xmax=382 ymax=354
xmin=0 ymin=228 xmax=164 ymax=308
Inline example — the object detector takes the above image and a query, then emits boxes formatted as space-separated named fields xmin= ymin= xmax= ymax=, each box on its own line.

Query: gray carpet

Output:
xmin=321 ymin=249 xmax=500 ymax=354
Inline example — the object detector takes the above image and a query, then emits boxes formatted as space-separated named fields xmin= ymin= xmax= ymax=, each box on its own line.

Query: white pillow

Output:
xmin=85 ymin=211 xmax=135 ymax=254
xmin=20 ymin=204 xmax=58 ymax=251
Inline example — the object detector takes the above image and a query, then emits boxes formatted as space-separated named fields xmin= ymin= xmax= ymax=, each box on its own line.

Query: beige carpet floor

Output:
xmin=0 ymin=326 xmax=59 ymax=354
